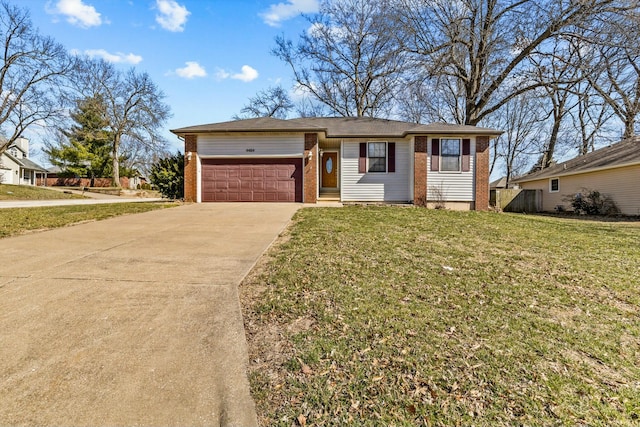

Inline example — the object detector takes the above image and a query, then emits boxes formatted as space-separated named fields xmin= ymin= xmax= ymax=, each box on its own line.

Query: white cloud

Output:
xmin=260 ymin=0 xmax=319 ymax=27
xmin=215 ymin=68 xmax=231 ymax=80
xmin=232 ymin=65 xmax=259 ymax=82
xmin=215 ymin=65 xmax=259 ymax=83
xmin=175 ymin=61 xmax=207 ymax=79
xmin=155 ymin=0 xmax=190 ymax=32
xmin=48 ymin=0 xmax=102 ymax=28
xmin=82 ymin=49 xmax=143 ymax=64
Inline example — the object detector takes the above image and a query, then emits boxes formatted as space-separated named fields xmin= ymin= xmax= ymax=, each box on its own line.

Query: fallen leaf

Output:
xmin=297 ymin=414 xmax=307 ymax=426
xmin=297 ymin=357 xmax=313 ymax=375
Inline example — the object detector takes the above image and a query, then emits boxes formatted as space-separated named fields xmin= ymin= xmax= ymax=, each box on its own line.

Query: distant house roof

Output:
xmin=490 ymin=176 xmax=508 ymax=189
xmin=47 ymin=166 xmax=63 ymax=174
xmin=513 ymin=136 xmax=640 ymax=183
xmin=171 ymin=117 xmax=501 ymax=138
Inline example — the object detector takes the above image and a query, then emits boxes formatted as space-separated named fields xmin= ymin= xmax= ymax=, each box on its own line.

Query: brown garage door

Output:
xmin=201 ymin=158 xmax=303 ymax=202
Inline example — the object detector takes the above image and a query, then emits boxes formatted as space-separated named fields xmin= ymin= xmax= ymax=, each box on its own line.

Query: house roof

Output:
xmin=171 ymin=116 xmax=501 ymax=138
xmin=513 ymin=136 xmax=640 ymax=183
xmin=490 ymin=176 xmax=508 ymax=188
xmin=3 ymin=152 xmax=47 ymax=172
xmin=171 ymin=117 xmax=324 ymax=134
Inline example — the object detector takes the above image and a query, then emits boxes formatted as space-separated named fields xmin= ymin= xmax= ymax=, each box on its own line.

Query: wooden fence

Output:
xmin=491 ymin=189 xmax=542 ymax=213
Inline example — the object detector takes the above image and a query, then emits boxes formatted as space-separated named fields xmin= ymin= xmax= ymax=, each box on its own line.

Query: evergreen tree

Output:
xmin=149 ymin=152 xmax=184 ymax=199
xmin=46 ymin=95 xmax=113 ymax=185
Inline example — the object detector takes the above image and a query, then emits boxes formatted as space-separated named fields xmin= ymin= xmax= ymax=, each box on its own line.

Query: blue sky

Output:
xmin=22 ymin=0 xmax=319 ymax=156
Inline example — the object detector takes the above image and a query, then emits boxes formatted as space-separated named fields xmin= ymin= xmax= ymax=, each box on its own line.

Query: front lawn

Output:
xmin=0 ymin=202 xmax=176 ymax=238
xmin=0 ymin=184 xmax=86 ymax=200
xmin=242 ymin=207 xmax=640 ymax=426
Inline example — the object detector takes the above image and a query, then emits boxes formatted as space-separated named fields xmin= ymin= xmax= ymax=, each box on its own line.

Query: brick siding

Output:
xmin=303 ymin=133 xmax=318 ymax=203
xmin=475 ymin=135 xmax=490 ymax=211
xmin=184 ymin=135 xmax=198 ymax=203
xmin=414 ymin=136 xmax=428 ymax=206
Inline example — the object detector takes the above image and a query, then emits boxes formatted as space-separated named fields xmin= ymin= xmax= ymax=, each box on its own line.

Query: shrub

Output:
xmin=149 ymin=152 xmax=184 ymax=199
xmin=429 ymin=184 xmax=446 ymax=209
xmin=564 ymin=188 xmax=619 ymax=216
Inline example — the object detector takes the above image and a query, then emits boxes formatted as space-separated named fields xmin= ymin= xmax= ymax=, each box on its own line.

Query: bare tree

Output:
xmin=75 ymin=59 xmax=171 ymax=186
xmin=396 ymin=74 xmax=467 ymax=124
xmin=294 ymin=95 xmax=330 ymax=118
xmin=486 ymin=94 xmax=546 ymax=184
xmin=570 ymin=79 xmax=616 ymax=155
xmin=273 ymin=0 xmax=405 ymax=117
xmin=233 ymin=86 xmax=294 ymax=120
xmin=583 ymin=12 xmax=640 ymax=139
xmin=0 ymin=1 xmax=75 ymax=155
xmin=527 ymin=35 xmax=587 ymax=169
xmin=395 ymin=0 xmax=634 ymax=126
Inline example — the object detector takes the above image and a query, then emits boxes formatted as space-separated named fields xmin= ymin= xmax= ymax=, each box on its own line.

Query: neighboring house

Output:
xmin=490 ymin=176 xmax=509 ymax=189
xmin=0 ymin=137 xmax=47 ymax=186
xmin=171 ymin=117 xmax=501 ymax=210
xmin=512 ymin=136 xmax=640 ymax=216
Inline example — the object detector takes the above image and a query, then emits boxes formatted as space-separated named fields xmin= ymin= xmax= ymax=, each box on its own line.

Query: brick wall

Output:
xmin=303 ymin=133 xmax=318 ymax=203
xmin=38 ymin=177 xmax=130 ymax=188
xmin=184 ymin=135 xmax=198 ymax=203
xmin=414 ymin=136 xmax=428 ymax=206
xmin=475 ymin=135 xmax=490 ymax=211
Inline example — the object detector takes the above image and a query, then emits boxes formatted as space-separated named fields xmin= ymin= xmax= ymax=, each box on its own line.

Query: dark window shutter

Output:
xmin=431 ymin=139 xmax=440 ymax=172
xmin=359 ymin=142 xmax=367 ymax=173
xmin=462 ymin=139 xmax=471 ymax=172
xmin=388 ymin=142 xmax=395 ymax=173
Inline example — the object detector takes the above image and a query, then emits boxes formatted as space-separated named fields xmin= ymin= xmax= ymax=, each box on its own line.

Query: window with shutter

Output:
xmin=368 ymin=142 xmax=386 ymax=172
xmin=462 ymin=139 xmax=471 ymax=172
xmin=431 ymin=139 xmax=440 ymax=171
xmin=440 ymin=139 xmax=462 ymax=172
xmin=359 ymin=142 xmax=393 ymax=173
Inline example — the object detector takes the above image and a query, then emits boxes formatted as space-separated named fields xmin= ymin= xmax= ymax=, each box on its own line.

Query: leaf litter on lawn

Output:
xmin=241 ymin=207 xmax=640 ymax=426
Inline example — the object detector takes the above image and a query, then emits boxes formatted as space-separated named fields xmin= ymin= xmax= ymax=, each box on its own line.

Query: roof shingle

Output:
xmin=170 ymin=116 xmax=501 ymax=138
xmin=513 ymin=136 xmax=640 ymax=182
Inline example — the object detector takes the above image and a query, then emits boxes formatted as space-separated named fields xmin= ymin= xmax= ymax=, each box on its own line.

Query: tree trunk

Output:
xmin=542 ymin=118 xmax=561 ymax=169
xmin=623 ymin=119 xmax=635 ymax=139
xmin=112 ymin=134 xmax=121 ymax=187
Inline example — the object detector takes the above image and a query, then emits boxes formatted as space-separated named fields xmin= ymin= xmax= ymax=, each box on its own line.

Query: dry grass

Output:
xmin=0 ymin=184 xmax=84 ymax=200
xmin=0 ymin=202 xmax=177 ymax=238
xmin=242 ymin=207 xmax=640 ymax=426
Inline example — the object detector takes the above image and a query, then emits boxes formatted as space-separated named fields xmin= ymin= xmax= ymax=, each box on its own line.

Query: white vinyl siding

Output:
xmin=519 ymin=164 xmax=640 ymax=215
xmin=341 ymin=140 xmax=411 ymax=202
xmin=427 ymin=138 xmax=475 ymax=201
xmin=198 ymin=135 xmax=304 ymax=157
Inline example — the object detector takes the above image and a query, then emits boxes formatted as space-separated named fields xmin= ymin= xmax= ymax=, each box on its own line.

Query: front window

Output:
xmin=368 ymin=142 xmax=386 ymax=173
xmin=550 ymin=178 xmax=559 ymax=192
xmin=441 ymin=139 xmax=461 ymax=171
xmin=22 ymin=169 xmax=30 ymax=180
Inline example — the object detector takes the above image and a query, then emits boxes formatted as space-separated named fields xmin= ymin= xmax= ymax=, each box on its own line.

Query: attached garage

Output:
xmin=201 ymin=158 xmax=303 ymax=202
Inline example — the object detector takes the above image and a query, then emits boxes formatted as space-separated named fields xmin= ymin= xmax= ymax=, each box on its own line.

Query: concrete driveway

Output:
xmin=0 ymin=203 xmax=300 ymax=426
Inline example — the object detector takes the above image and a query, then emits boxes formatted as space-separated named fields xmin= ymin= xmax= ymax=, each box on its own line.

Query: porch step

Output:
xmin=318 ymin=192 xmax=340 ymax=202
